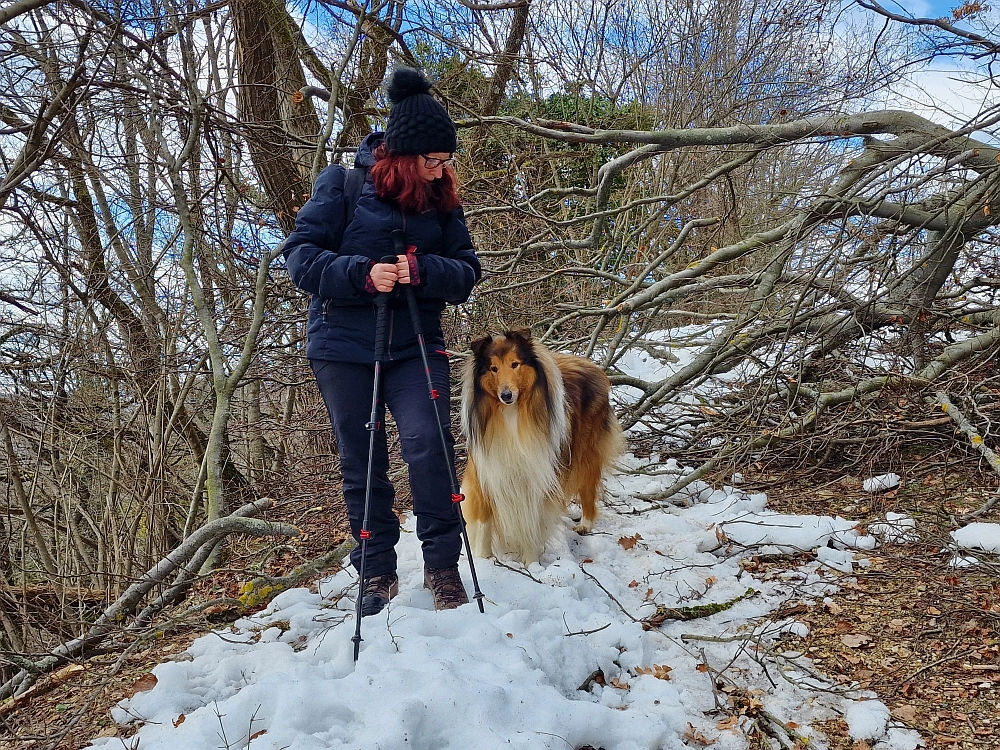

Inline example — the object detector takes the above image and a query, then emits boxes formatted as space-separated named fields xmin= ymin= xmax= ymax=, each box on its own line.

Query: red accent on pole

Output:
xmin=360 ymin=530 xmax=371 ymax=539
xmin=451 ymin=493 xmax=465 ymax=503
xmin=430 ymin=389 xmax=439 ymax=399
xmin=435 ymin=349 xmax=449 ymax=357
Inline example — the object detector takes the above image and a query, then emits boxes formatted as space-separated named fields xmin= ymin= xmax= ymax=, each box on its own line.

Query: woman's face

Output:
xmin=416 ymin=152 xmax=454 ymax=182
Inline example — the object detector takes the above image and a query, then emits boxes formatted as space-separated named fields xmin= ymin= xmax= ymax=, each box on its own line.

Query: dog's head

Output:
xmin=469 ymin=328 xmax=538 ymax=406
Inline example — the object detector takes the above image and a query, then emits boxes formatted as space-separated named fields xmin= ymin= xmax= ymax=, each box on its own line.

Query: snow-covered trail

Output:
xmin=90 ymin=456 xmax=924 ymax=750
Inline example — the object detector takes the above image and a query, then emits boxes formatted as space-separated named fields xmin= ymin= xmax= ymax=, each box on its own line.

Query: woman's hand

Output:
xmin=394 ymin=254 xmax=411 ymax=285
xmin=369 ymin=261 xmax=398 ymax=293
xmin=369 ymin=255 xmax=411 ymax=292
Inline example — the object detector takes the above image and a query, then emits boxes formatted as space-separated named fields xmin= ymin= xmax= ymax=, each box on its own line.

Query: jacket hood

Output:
xmin=354 ymin=131 xmax=385 ymax=169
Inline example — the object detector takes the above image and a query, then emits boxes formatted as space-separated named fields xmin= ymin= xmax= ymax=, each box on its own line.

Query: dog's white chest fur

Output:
xmin=468 ymin=404 xmax=563 ymax=563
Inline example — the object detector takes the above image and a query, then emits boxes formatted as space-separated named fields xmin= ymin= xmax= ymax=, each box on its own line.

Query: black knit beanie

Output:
xmin=384 ymin=67 xmax=457 ymax=155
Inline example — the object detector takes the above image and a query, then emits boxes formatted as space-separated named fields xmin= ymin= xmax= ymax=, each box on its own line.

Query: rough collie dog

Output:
xmin=460 ymin=329 xmax=625 ymax=565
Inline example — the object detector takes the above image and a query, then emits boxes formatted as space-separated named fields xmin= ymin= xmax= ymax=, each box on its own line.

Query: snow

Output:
xmin=88 ymin=454 xmax=924 ymax=750
xmin=950 ymin=522 xmax=1000 ymax=553
xmin=868 ymin=513 xmax=918 ymax=544
xmin=845 ymin=698 xmax=891 ymax=740
xmin=863 ymin=474 xmax=900 ymax=493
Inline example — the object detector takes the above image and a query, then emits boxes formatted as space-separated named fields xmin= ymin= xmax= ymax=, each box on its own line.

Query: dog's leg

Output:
xmin=469 ymin=516 xmax=493 ymax=559
xmin=571 ymin=466 xmax=602 ymax=535
xmin=461 ymin=462 xmax=495 ymax=558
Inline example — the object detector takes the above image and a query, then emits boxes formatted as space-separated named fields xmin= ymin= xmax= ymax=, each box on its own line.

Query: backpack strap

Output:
xmin=343 ymin=165 xmax=367 ymax=227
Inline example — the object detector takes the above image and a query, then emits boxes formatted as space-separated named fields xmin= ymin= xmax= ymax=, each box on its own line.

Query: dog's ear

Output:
xmin=469 ymin=335 xmax=493 ymax=359
xmin=507 ymin=327 xmax=532 ymax=343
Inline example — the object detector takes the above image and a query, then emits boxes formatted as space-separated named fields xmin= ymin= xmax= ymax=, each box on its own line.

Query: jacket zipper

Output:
xmin=322 ymin=298 xmax=332 ymax=322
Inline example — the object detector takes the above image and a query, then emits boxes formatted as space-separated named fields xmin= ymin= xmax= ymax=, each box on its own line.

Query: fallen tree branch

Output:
xmin=633 ymin=317 xmax=1000 ymax=507
xmin=236 ymin=537 xmax=356 ymax=609
xmin=641 ymin=588 xmax=757 ymax=630
xmin=135 ymin=499 xmax=279 ymax=626
xmin=0 ymin=664 xmax=85 ymax=718
xmin=936 ymin=391 xmax=1000 ymax=525
xmin=0 ymin=499 xmax=297 ymax=701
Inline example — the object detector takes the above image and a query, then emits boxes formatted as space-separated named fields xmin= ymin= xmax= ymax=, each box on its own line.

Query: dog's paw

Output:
xmin=571 ymin=521 xmax=594 ymax=535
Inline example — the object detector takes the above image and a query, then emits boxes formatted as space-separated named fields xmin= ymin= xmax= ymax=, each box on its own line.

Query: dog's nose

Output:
xmin=499 ymin=388 xmax=514 ymax=404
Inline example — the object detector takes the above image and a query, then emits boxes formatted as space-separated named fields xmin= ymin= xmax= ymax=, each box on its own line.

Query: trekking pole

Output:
xmin=391 ymin=231 xmax=486 ymax=613
xmin=352 ymin=255 xmax=396 ymax=662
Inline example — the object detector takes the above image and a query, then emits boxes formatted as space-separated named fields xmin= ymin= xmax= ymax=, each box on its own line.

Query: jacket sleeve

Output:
xmin=414 ymin=207 xmax=481 ymax=304
xmin=282 ymin=165 xmax=373 ymax=301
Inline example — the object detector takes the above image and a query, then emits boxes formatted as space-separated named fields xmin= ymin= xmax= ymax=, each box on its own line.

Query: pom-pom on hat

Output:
xmin=384 ymin=67 xmax=457 ymax=156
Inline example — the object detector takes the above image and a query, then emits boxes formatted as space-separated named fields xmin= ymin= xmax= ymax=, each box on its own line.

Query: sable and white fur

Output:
xmin=460 ymin=329 xmax=625 ymax=565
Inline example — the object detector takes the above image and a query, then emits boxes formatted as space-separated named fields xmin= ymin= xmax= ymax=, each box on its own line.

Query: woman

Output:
xmin=283 ymin=68 xmax=481 ymax=615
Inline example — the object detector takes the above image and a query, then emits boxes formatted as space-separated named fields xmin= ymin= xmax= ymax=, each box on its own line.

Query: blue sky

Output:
xmin=893 ymin=0 xmax=955 ymax=16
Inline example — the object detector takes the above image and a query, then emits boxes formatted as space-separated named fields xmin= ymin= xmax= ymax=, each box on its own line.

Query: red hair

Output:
xmin=370 ymin=142 xmax=461 ymax=214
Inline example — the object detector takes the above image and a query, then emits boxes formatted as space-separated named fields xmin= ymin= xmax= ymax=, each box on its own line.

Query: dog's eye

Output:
xmin=490 ymin=366 xmax=498 ymax=372
xmin=511 ymin=362 xmax=519 ymax=368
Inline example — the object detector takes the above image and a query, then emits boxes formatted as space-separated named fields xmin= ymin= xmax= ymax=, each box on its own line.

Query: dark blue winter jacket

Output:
xmin=284 ymin=133 xmax=481 ymax=363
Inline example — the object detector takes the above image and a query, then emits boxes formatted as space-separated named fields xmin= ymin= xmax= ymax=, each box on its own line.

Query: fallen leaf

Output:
xmin=684 ymin=723 xmax=716 ymax=746
xmin=927 ymin=606 xmax=942 ymax=616
xmin=610 ymin=677 xmax=630 ymax=690
xmin=773 ymin=602 xmax=809 ymax=619
xmin=173 ymin=714 xmax=186 ymax=728
xmin=249 ymin=729 xmax=267 ymax=740
xmin=506 ymin=633 xmax=513 ymax=638
xmin=618 ymin=534 xmax=642 ymax=550
xmin=581 ymin=558 xmax=593 ymax=564
xmin=653 ymin=664 xmax=672 ymax=680
xmin=628 ymin=580 xmax=639 ymax=588
xmin=824 ymin=600 xmax=843 ymax=616
xmin=841 ymin=634 xmax=872 ymax=648
xmin=51 ymin=664 xmax=85 ymax=683
xmin=892 ymin=705 xmax=918 ymax=723
xmin=636 ymin=664 xmax=672 ymax=680
xmin=129 ymin=673 xmax=158 ymax=696
xmin=644 ymin=588 xmax=655 ymax=600
xmin=716 ymin=715 xmax=739 ymax=730
xmin=853 ymin=742 xmax=872 ymax=750
xmin=696 ymin=663 xmax=710 ymax=673
xmin=705 ymin=576 xmax=718 ymax=586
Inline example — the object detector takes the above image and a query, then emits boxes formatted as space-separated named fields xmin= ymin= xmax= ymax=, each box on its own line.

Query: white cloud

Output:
xmin=871 ymin=58 xmax=1000 ymax=143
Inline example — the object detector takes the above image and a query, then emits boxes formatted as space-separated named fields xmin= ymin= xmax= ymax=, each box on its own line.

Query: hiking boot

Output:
xmin=423 ymin=565 xmax=469 ymax=610
xmin=360 ymin=572 xmax=398 ymax=617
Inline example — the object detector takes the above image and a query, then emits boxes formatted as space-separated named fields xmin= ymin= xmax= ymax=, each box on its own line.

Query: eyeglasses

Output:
xmin=421 ymin=155 xmax=457 ymax=169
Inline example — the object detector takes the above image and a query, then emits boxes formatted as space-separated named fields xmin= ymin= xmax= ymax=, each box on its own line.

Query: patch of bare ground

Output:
xmin=740 ymin=466 xmax=1000 ymax=750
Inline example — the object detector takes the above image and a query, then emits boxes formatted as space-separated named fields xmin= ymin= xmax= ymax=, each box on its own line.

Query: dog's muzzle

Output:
xmin=499 ymin=388 xmax=515 ymax=405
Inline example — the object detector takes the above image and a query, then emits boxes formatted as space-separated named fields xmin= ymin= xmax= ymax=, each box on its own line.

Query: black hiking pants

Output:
xmin=311 ymin=354 xmax=462 ymax=577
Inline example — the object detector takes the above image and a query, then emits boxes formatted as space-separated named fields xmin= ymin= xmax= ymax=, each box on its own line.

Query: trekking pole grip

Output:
xmin=372 ymin=255 xmax=396 ymax=362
